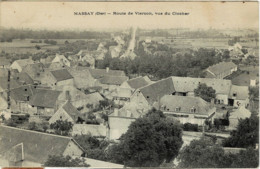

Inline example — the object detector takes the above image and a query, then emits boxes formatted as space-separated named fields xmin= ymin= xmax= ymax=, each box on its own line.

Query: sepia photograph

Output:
xmin=0 ymin=1 xmax=259 ymax=168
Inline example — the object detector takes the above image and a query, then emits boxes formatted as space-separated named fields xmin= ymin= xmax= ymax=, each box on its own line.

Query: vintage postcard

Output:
xmin=0 ymin=1 xmax=259 ymax=168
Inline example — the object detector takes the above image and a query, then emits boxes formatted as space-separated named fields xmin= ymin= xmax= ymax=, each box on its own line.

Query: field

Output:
xmin=0 ymin=39 xmax=93 ymax=54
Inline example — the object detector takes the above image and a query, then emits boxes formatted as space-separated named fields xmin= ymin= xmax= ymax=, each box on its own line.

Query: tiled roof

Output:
xmin=14 ymin=59 xmax=34 ymax=68
xmin=0 ymin=77 xmax=20 ymax=91
xmin=12 ymin=72 xmax=34 ymax=85
xmin=99 ymin=76 xmax=128 ymax=85
xmin=207 ymin=62 xmax=237 ymax=76
xmin=0 ymin=125 xmax=84 ymax=164
xmin=88 ymin=68 xmax=125 ymax=79
xmin=139 ymin=77 xmax=175 ymax=105
xmin=171 ymin=76 xmax=232 ymax=95
xmin=50 ymin=69 xmax=73 ymax=82
xmin=29 ymin=89 xmax=61 ymax=108
xmin=126 ymin=76 xmax=150 ymax=89
xmin=160 ymin=95 xmax=215 ymax=115
xmin=10 ymin=85 xmax=34 ymax=102
xmin=62 ymin=101 xmax=82 ymax=121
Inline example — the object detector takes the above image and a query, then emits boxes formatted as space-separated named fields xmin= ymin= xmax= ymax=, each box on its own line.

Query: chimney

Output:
xmin=66 ymin=91 xmax=71 ymax=101
xmin=106 ymin=67 xmax=109 ymax=73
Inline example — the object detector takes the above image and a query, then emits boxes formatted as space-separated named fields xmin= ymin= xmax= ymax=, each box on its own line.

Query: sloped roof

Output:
xmin=29 ymin=89 xmax=61 ymax=108
xmin=10 ymin=85 xmax=34 ymax=102
xmin=229 ymin=106 xmax=251 ymax=119
xmin=139 ymin=77 xmax=175 ymax=105
xmin=0 ymin=58 xmax=11 ymax=66
xmin=99 ymin=76 xmax=128 ymax=85
xmin=0 ymin=77 xmax=20 ymax=91
xmin=229 ymin=85 xmax=249 ymax=100
xmin=50 ymin=69 xmax=73 ymax=82
xmin=126 ymin=76 xmax=150 ymax=89
xmin=207 ymin=62 xmax=237 ymax=76
xmin=0 ymin=68 xmax=8 ymax=77
xmin=12 ymin=72 xmax=34 ymax=85
xmin=0 ymin=125 xmax=84 ymax=164
xmin=84 ymin=157 xmax=124 ymax=168
xmin=62 ymin=101 xmax=82 ymax=121
xmin=88 ymin=68 xmax=125 ymax=79
xmin=14 ymin=59 xmax=34 ymax=68
xmin=171 ymin=76 xmax=232 ymax=95
xmin=2 ymin=143 xmax=23 ymax=162
xmin=160 ymin=95 xmax=214 ymax=115
xmin=22 ymin=63 xmax=45 ymax=74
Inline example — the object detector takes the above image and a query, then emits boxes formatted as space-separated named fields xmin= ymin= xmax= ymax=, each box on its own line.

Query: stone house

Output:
xmin=10 ymin=59 xmax=34 ymax=72
xmin=160 ymin=95 xmax=216 ymax=126
xmin=228 ymin=106 xmax=251 ymax=130
xmin=205 ymin=62 xmax=237 ymax=79
xmin=228 ymin=85 xmax=249 ymax=107
xmin=41 ymin=69 xmax=74 ymax=90
xmin=52 ymin=54 xmax=71 ymax=67
xmin=0 ymin=125 xmax=85 ymax=167
xmin=49 ymin=101 xmax=84 ymax=124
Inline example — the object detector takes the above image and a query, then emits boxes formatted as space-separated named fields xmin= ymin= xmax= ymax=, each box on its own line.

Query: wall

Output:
xmin=108 ymin=116 xmax=136 ymax=140
xmin=10 ymin=62 xmax=22 ymax=72
xmin=49 ymin=107 xmax=74 ymax=124
xmin=216 ymin=94 xmax=228 ymax=105
xmin=72 ymin=124 xmax=106 ymax=137
xmin=63 ymin=140 xmax=84 ymax=157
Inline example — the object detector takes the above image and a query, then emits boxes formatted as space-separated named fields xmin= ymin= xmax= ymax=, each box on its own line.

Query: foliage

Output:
xmin=44 ymin=155 xmax=89 ymax=167
xmin=223 ymin=117 xmax=259 ymax=148
xmin=50 ymin=120 xmax=73 ymax=136
xmin=74 ymin=134 xmax=109 ymax=161
xmin=107 ymin=108 xmax=183 ymax=167
xmin=249 ymin=86 xmax=259 ymax=102
xmin=28 ymin=122 xmax=38 ymax=130
xmin=178 ymin=137 xmax=259 ymax=168
xmin=182 ymin=123 xmax=198 ymax=132
xmin=194 ymin=83 xmax=216 ymax=102
xmin=178 ymin=138 xmax=230 ymax=168
xmin=96 ymin=47 xmax=221 ymax=80
xmin=229 ymin=147 xmax=259 ymax=168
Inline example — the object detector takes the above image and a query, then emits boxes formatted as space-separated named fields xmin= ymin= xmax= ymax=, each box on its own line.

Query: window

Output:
xmin=175 ymin=107 xmax=181 ymax=112
xmin=60 ymin=116 xmax=62 ymax=119
xmin=233 ymin=93 xmax=237 ymax=97
xmin=190 ymin=108 xmax=196 ymax=113
xmin=24 ymin=88 xmax=27 ymax=91
xmin=146 ymin=96 xmax=149 ymax=98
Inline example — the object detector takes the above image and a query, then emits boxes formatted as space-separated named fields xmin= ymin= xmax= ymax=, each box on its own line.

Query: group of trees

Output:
xmin=194 ymin=83 xmax=216 ymax=102
xmin=96 ymin=47 xmax=222 ymax=80
xmin=44 ymin=155 xmax=89 ymax=167
xmin=50 ymin=120 xmax=73 ymax=136
xmin=178 ymin=116 xmax=259 ymax=168
xmin=0 ymin=28 xmax=111 ymax=42
xmin=106 ymin=108 xmax=183 ymax=167
xmin=178 ymin=137 xmax=258 ymax=168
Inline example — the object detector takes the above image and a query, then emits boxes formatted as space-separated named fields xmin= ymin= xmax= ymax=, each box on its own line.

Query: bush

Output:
xmin=183 ymin=123 xmax=199 ymax=131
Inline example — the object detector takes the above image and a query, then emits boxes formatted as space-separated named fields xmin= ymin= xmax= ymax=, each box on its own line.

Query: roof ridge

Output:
xmin=0 ymin=125 xmax=72 ymax=140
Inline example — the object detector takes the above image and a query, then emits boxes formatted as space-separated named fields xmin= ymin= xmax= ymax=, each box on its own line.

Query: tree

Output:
xmin=44 ymin=155 xmax=89 ymax=167
xmin=223 ymin=117 xmax=259 ymax=148
xmin=229 ymin=147 xmax=259 ymax=168
xmin=107 ymin=108 xmax=183 ymax=167
xmin=178 ymin=138 xmax=230 ymax=168
xmin=50 ymin=120 xmax=73 ymax=136
xmin=194 ymin=83 xmax=216 ymax=102
xmin=178 ymin=137 xmax=259 ymax=168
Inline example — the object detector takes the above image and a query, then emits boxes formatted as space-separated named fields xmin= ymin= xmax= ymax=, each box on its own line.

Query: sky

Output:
xmin=0 ymin=1 xmax=258 ymax=31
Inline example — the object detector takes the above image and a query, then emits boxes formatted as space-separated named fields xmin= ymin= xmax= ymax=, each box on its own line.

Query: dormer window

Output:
xmin=175 ymin=107 xmax=181 ymax=112
xmin=146 ymin=96 xmax=149 ymax=98
xmin=190 ymin=107 xmax=196 ymax=113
